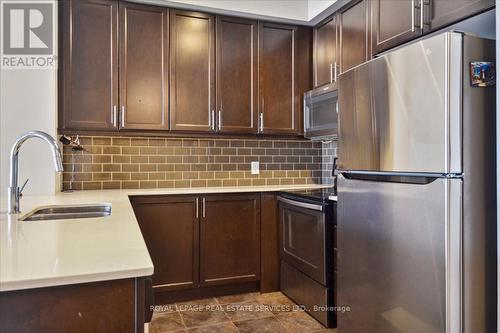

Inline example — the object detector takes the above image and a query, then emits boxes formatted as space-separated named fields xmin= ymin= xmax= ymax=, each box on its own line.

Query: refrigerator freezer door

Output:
xmin=338 ymin=32 xmax=462 ymax=174
xmin=337 ymin=175 xmax=462 ymax=333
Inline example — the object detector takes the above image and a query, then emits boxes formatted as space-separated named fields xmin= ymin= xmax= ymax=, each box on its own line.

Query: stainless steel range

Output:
xmin=278 ymin=189 xmax=337 ymax=327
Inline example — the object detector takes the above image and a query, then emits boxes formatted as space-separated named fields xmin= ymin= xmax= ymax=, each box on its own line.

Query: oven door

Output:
xmin=304 ymin=84 xmax=339 ymax=140
xmin=278 ymin=196 xmax=327 ymax=285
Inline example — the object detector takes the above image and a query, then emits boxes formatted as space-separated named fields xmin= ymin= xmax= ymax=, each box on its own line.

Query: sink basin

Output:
xmin=20 ymin=204 xmax=112 ymax=221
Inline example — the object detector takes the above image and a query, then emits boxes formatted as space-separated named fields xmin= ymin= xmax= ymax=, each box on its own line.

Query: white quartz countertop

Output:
xmin=0 ymin=184 xmax=329 ymax=292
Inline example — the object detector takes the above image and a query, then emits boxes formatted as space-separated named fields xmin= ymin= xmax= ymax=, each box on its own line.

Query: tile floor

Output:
xmin=150 ymin=292 xmax=337 ymax=333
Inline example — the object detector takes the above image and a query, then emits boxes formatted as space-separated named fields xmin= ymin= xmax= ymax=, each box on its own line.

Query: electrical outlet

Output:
xmin=251 ymin=161 xmax=260 ymax=175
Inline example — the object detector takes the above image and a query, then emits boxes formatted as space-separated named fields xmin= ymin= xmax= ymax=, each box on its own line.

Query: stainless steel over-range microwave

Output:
xmin=303 ymin=83 xmax=339 ymax=141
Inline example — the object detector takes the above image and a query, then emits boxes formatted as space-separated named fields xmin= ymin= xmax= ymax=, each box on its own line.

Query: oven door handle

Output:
xmin=278 ymin=196 xmax=323 ymax=212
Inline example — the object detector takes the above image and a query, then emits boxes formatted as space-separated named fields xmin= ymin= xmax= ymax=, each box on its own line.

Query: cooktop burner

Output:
xmin=279 ymin=188 xmax=336 ymax=204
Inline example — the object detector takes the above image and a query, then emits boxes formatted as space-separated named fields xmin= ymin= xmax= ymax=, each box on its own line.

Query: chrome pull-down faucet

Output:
xmin=8 ymin=131 xmax=64 ymax=214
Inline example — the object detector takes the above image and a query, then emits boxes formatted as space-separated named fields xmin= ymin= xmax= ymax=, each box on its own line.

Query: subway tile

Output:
xmin=252 ymin=179 xmax=266 ymax=186
xmin=122 ymin=147 xmax=140 ymax=155
xmin=158 ymin=180 xmax=175 ymax=188
xmin=122 ymin=181 xmax=140 ymax=189
xmin=131 ymin=138 xmax=149 ymax=146
xmin=183 ymin=172 xmax=199 ymax=180
xmin=215 ymin=140 xmax=230 ymax=147
xmin=174 ymin=164 xmax=190 ymax=171
xmin=149 ymin=155 xmax=166 ymax=163
xmin=75 ymin=154 xmax=93 ymax=163
xmin=222 ymin=164 xmax=237 ymax=171
xmin=113 ymin=155 xmax=130 ymax=163
xmin=191 ymin=164 xmax=207 ymax=171
xmin=237 ymin=179 xmax=252 ymax=186
xmin=102 ymin=164 xmax=121 ymax=172
xmin=82 ymin=182 xmax=102 ymax=190
xmin=94 ymin=172 xmax=112 ymax=181
xmin=103 ymin=146 xmax=121 ymax=155
xmin=174 ymin=180 xmax=190 ymax=188
xmin=103 ymin=181 xmax=121 ymax=189
xmin=83 ymin=164 xmax=102 ymax=172
xmin=207 ymin=179 xmax=222 ymax=187
xmin=140 ymin=147 xmax=157 ymax=155
xmin=112 ymin=138 xmax=131 ymax=146
xmin=149 ymin=172 xmax=166 ymax=180
xmin=61 ymin=135 xmax=328 ymax=190
xmin=122 ymin=164 xmax=139 ymax=172
xmin=158 ymin=164 xmax=175 ymax=171
xmin=191 ymin=179 xmax=207 ymax=187
xmin=131 ymin=155 xmax=148 ymax=163
xmin=149 ymin=138 xmax=165 ymax=146
xmin=112 ymin=172 xmax=131 ymax=181
xmin=93 ymin=137 xmax=111 ymax=145
xmin=140 ymin=181 xmax=157 ymax=189
xmin=222 ymin=179 xmax=238 ymax=186
xmin=140 ymin=164 xmax=157 ymax=172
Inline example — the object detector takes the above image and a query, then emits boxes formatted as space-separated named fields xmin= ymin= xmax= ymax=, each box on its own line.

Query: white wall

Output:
xmin=0 ymin=69 xmax=59 ymax=201
xmin=308 ymin=0 xmax=336 ymax=19
xmin=0 ymin=2 xmax=59 ymax=204
xmin=135 ymin=0 xmax=336 ymax=22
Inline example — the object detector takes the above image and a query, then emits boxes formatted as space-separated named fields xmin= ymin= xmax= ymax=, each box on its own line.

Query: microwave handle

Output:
xmin=303 ymin=96 xmax=310 ymax=129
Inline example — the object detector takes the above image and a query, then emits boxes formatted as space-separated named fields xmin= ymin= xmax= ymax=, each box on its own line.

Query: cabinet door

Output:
xmin=216 ymin=16 xmax=258 ymax=134
xmin=339 ymin=0 xmax=370 ymax=73
xmin=427 ymin=0 xmax=494 ymax=31
xmin=119 ymin=2 xmax=168 ymax=130
xmin=60 ymin=0 xmax=118 ymax=130
xmin=314 ymin=15 xmax=337 ymax=87
xmin=372 ymin=0 xmax=422 ymax=54
xmin=259 ymin=22 xmax=298 ymax=135
xmin=200 ymin=194 xmax=261 ymax=286
xmin=131 ymin=196 xmax=199 ymax=291
xmin=170 ymin=10 xmax=215 ymax=132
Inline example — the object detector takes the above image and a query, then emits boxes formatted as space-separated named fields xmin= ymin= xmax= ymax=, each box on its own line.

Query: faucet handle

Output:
xmin=19 ymin=178 xmax=29 ymax=197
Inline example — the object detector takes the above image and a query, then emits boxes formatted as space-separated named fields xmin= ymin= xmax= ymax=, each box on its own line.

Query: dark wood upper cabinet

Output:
xmin=131 ymin=196 xmax=199 ymax=291
xmin=59 ymin=0 xmax=118 ymax=130
xmin=119 ymin=2 xmax=169 ymax=130
xmin=259 ymin=22 xmax=298 ymax=135
xmin=371 ymin=0 xmax=422 ymax=54
xmin=170 ymin=10 xmax=215 ymax=132
xmin=216 ymin=16 xmax=258 ymax=134
xmin=427 ymin=0 xmax=494 ymax=31
xmin=339 ymin=0 xmax=370 ymax=73
xmin=200 ymin=193 xmax=261 ymax=286
xmin=313 ymin=15 xmax=337 ymax=87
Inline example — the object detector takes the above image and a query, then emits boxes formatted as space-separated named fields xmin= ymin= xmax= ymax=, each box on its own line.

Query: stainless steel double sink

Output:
xmin=20 ymin=204 xmax=112 ymax=221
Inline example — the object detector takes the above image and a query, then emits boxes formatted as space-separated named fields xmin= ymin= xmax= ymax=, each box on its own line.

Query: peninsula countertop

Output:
xmin=0 ymin=184 xmax=329 ymax=292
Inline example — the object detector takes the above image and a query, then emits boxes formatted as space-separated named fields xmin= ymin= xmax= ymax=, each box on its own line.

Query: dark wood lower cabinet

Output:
xmin=260 ymin=193 xmax=280 ymax=292
xmin=131 ymin=192 xmax=278 ymax=302
xmin=200 ymin=193 xmax=261 ymax=286
xmin=0 ymin=278 xmax=149 ymax=333
xmin=131 ymin=195 xmax=199 ymax=291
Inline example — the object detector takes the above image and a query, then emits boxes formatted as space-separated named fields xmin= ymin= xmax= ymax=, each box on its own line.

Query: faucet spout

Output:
xmin=8 ymin=131 xmax=64 ymax=214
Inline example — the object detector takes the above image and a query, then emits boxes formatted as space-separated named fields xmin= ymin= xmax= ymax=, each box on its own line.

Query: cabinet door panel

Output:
xmin=314 ymin=16 xmax=337 ymax=87
xmin=131 ymin=196 xmax=199 ymax=291
xmin=119 ymin=3 xmax=168 ymax=130
xmin=372 ymin=0 xmax=422 ymax=54
xmin=60 ymin=0 xmax=118 ymax=130
xmin=216 ymin=16 xmax=258 ymax=133
xmin=259 ymin=23 xmax=297 ymax=135
xmin=170 ymin=10 xmax=215 ymax=132
xmin=339 ymin=0 xmax=370 ymax=73
xmin=428 ymin=0 xmax=494 ymax=31
xmin=200 ymin=194 xmax=260 ymax=286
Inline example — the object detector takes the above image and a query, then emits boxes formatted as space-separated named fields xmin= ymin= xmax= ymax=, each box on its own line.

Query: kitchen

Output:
xmin=0 ymin=0 xmax=497 ymax=332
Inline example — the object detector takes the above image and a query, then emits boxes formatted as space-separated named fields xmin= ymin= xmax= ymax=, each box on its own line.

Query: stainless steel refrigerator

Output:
xmin=336 ymin=32 xmax=496 ymax=333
